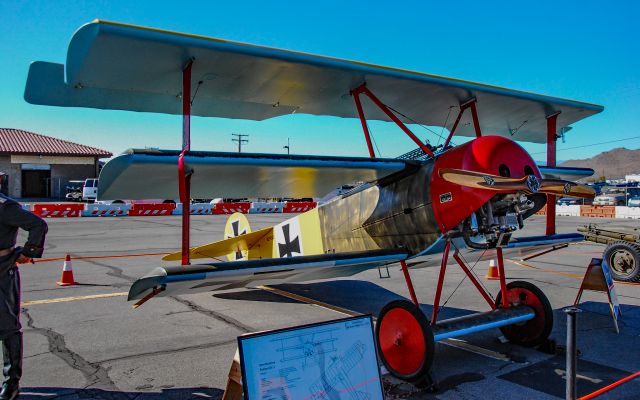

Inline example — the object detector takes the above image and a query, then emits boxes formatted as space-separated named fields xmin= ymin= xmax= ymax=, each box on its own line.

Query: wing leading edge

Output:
xmin=128 ymin=250 xmax=408 ymax=301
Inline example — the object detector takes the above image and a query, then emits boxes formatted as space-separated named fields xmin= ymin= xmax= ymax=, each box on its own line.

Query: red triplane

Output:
xmin=25 ymin=20 xmax=601 ymax=385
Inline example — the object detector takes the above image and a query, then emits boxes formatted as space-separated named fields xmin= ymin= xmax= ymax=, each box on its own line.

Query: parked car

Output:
xmin=593 ymin=187 xmax=626 ymax=206
xmin=557 ymin=197 xmax=592 ymax=206
xmin=82 ymin=178 xmax=98 ymax=202
xmin=628 ymin=196 xmax=640 ymax=207
xmin=65 ymin=180 xmax=84 ymax=202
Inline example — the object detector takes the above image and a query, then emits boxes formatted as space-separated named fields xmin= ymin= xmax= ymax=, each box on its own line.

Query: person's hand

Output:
xmin=16 ymin=255 xmax=34 ymax=264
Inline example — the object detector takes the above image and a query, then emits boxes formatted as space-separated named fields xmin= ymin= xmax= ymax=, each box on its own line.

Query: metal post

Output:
xmin=546 ymin=112 xmax=559 ymax=236
xmin=565 ymin=307 xmax=581 ymax=400
xmin=181 ymin=59 xmax=193 ymax=266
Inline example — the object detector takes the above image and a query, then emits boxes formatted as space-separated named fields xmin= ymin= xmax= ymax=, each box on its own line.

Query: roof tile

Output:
xmin=0 ymin=128 xmax=112 ymax=157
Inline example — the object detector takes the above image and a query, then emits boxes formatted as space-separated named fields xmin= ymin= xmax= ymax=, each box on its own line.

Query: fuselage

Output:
xmin=313 ymin=135 xmax=543 ymax=257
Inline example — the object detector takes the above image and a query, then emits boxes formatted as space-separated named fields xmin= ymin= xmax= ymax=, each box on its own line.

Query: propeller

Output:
xmin=439 ymin=168 xmax=595 ymax=199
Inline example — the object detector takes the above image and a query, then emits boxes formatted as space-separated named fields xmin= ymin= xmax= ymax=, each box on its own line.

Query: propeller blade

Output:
xmin=538 ymin=180 xmax=596 ymax=199
xmin=438 ymin=168 xmax=532 ymax=192
xmin=438 ymin=168 xmax=595 ymax=199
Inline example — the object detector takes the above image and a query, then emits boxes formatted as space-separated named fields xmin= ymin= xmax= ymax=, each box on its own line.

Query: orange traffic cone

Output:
xmin=486 ymin=259 xmax=500 ymax=280
xmin=57 ymin=254 xmax=79 ymax=286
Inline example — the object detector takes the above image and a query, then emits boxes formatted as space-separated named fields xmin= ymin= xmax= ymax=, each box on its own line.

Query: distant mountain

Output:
xmin=560 ymin=147 xmax=640 ymax=180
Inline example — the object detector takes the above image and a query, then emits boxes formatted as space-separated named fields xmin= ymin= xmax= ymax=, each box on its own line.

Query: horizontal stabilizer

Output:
xmin=128 ymin=250 xmax=408 ymax=302
xmin=163 ymin=226 xmax=273 ymax=261
xmin=98 ymin=149 xmax=410 ymax=200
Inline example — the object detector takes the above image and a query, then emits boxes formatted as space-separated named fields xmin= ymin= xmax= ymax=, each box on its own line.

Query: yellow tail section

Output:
xmin=163 ymin=213 xmax=274 ymax=262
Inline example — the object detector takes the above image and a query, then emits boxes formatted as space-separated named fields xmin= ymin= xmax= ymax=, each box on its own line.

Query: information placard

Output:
xmin=575 ymin=257 xmax=621 ymax=333
xmin=238 ymin=315 xmax=384 ymax=400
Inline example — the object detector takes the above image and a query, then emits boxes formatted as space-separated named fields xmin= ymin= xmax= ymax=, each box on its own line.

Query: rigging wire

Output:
xmin=439 ymin=242 xmax=491 ymax=311
xmin=530 ymin=135 xmax=640 ymax=155
xmin=436 ymin=106 xmax=455 ymax=147
xmin=383 ymin=103 xmax=456 ymax=147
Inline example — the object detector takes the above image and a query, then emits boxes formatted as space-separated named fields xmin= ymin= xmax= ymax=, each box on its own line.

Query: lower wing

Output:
xmin=128 ymin=250 xmax=408 ymax=301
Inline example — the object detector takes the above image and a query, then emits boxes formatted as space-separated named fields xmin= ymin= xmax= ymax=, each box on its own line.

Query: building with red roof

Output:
xmin=0 ymin=128 xmax=112 ymax=198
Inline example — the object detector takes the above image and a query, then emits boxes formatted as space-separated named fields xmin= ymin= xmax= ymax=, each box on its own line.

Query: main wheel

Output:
xmin=495 ymin=281 xmax=553 ymax=347
xmin=604 ymin=241 xmax=640 ymax=282
xmin=375 ymin=300 xmax=435 ymax=382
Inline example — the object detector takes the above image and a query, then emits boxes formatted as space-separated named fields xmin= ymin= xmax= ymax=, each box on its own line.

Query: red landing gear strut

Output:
xmin=375 ymin=239 xmax=554 ymax=386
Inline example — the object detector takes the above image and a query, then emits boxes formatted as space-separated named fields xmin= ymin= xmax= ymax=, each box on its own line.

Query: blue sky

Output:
xmin=1 ymin=0 xmax=638 ymax=161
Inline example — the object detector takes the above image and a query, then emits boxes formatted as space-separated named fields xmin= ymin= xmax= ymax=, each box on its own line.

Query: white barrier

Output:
xmin=616 ymin=206 xmax=640 ymax=219
xmin=556 ymin=205 xmax=581 ymax=217
xmin=82 ymin=203 xmax=131 ymax=217
xmin=249 ymin=202 xmax=284 ymax=214
xmin=173 ymin=203 xmax=214 ymax=215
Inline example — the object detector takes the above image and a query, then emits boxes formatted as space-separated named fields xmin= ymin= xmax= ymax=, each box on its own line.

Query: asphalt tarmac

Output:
xmin=9 ymin=214 xmax=640 ymax=399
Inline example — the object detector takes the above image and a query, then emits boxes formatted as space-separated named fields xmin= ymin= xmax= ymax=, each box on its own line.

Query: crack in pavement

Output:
xmin=82 ymin=259 xmax=138 ymax=283
xmin=21 ymin=308 xmax=120 ymax=392
xmin=170 ymin=296 xmax=254 ymax=333
xmin=95 ymin=338 xmax=237 ymax=364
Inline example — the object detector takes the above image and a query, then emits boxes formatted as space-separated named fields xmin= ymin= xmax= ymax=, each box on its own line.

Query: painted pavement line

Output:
xmin=22 ymin=292 xmax=128 ymax=307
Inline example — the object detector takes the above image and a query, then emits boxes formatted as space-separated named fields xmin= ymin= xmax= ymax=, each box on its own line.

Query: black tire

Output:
xmin=495 ymin=281 xmax=553 ymax=347
xmin=375 ymin=300 xmax=435 ymax=382
xmin=604 ymin=241 xmax=640 ymax=282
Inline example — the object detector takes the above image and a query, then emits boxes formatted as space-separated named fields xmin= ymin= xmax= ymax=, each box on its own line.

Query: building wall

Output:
xmin=0 ymin=155 xmax=99 ymax=199
xmin=0 ymin=155 xmax=22 ymax=198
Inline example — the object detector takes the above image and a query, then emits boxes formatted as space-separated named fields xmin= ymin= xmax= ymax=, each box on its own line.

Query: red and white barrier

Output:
xmin=249 ymin=202 xmax=284 ymax=214
xmin=556 ymin=205 xmax=581 ymax=217
xmin=616 ymin=206 xmax=640 ymax=219
xmin=83 ymin=204 xmax=131 ymax=217
xmin=173 ymin=203 xmax=213 ymax=215
xmin=283 ymin=201 xmax=317 ymax=213
xmin=212 ymin=202 xmax=251 ymax=214
xmin=33 ymin=203 xmax=84 ymax=218
xmin=128 ymin=203 xmax=176 ymax=216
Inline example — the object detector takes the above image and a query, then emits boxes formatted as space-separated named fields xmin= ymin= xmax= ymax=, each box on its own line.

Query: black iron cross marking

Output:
xmin=278 ymin=224 xmax=300 ymax=258
xmin=231 ymin=220 xmax=247 ymax=259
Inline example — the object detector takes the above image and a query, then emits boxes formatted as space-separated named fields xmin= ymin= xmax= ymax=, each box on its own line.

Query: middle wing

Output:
xmin=128 ymin=250 xmax=408 ymax=301
xmin=98 ymin=149 xmax=412 ymax=200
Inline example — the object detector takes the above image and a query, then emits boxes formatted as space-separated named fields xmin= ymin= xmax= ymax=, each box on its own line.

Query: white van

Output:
xmin=82 ymin=178 xmax=98 ymax=202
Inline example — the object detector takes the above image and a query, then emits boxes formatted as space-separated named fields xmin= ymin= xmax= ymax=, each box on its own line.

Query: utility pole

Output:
xmin=232 ymin=133 xmax=249 ymax=153
xmin=283 ymin=137 xmax=290 ymax=155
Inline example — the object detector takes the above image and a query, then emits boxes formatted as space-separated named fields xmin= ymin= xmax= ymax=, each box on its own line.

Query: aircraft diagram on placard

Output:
xmin=25 ymin=20 xmax=603 ymax=385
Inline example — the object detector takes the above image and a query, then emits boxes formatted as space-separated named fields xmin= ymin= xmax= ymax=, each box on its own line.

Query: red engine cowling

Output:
xmin=430 ymin=135 xmax=541 ymax=232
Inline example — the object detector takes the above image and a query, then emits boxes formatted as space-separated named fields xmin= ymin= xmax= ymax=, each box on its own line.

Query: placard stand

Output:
xmin=574 ymin=258 xmax=621 ymax=333
xmin=222 ymin=349 xmax=242 ymax=400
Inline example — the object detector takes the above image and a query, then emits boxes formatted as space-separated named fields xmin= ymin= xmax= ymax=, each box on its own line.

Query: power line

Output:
xmin=231 ymin=133 xmax=249 ymax=153
xmin=531 ymin=135 xmax=640 ymax=155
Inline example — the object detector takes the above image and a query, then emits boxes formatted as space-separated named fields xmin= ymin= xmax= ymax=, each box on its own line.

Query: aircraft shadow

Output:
xmin=19 ymin=386 xmax=223 ymax=399
xmin=214 ymin=279 xmax=474 ymax=320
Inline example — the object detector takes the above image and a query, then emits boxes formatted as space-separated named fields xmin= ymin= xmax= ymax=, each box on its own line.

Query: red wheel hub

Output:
xmin=378 ymin=307 xmax=426 ymax=375
xmin=502 ymin=287 xmax=544 ymax=341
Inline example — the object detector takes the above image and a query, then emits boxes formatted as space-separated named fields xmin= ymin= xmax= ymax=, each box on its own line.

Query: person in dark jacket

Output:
xmin=0 ymin=188 xmax=48 ymax=400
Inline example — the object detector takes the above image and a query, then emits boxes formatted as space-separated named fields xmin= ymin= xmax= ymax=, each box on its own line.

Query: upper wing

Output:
xmin=25 ymin=20 xmax=603 ymax=143
xmin=128 ymin=250 xmax=408 ymax=301
xmin=97 ymin=149 xmax=410 ymax=200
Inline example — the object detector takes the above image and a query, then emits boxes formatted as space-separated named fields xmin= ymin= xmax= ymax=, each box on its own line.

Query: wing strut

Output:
xmin=180 ymin=58 xmax=194 ymax=265
xmin=546 ymin=112 xmax=560 ymax=236
xmin=443 ymin=97 xmax=483 ymax=148
xmin=351 ymin=84 xmax=434 ymax=158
